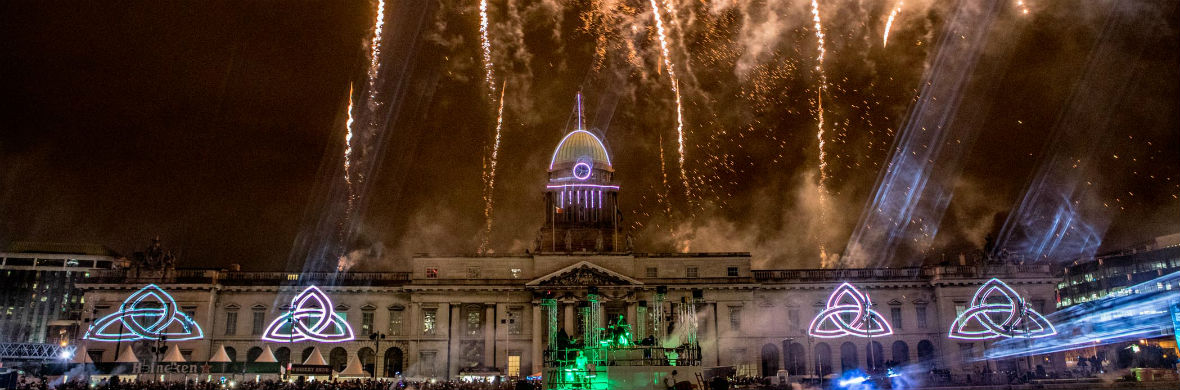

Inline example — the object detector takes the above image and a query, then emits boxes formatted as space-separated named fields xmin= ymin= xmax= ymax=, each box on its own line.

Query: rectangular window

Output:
xmin=890 ymin=307 xmax=903 ymax=330
xmin=729 ymin=307 xmax=742 ymax=331
xmin=423 ymin=308 xmax=437 ymax=335
xmin=1031 ymin=299 xmax=1046 ymax=313
xmin=507 ymin=354 xmax=521 ymax=377
xmin=466 ymin=266 xmax=481 ymax=279
xmin=467 ymin=310 xmax=482 ymax=336
xmin=252 ymin=311 xmax=265 ymax=335
xmin=788 ymin=309 xmax=800 ymax=328
xmin=420 ymin=351 xmax=437 ymax=377
xmin=507 ymin=308 xmax=523 ymax=335
xmin=958 ymin=343 xmax=974 ymax=364
xmin=646 ymin=267 xmax=658 ymax=278
xmin=727 ymin=266 xmax=739 ymax=277
xmin=510 ymin=268 xmax=522 ymax=278
xmin=425 ymin=268 xmax=438 ymax=279
xmin=362 ymin=311 xmax=374 ymax=335
xmin=388 ymin=309 xmax=403 ymax=335
xmin=224 ymin=311 xmax=237 ymax=336
xmin=686 ymin=267 xmax=699 ymax=278
xmin=916 ymin=306 xmax=928 ymax=329
xmin=954 ymin=301 xmax=967 ymax=317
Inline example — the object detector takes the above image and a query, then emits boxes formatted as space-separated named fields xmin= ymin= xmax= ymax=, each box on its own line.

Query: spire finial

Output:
xmin=576 ymin=92 xmax=584 ymax=130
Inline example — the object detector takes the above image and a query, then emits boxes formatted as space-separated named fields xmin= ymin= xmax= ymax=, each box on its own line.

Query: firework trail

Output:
xmin=480 ymin=0 xmax=496 ymax=97
xmin=883 ymin=1 xmax=903 ymax=47
xmin=479 ymin=81 xmax=507 ymax=254
xmin=649 ymin=0 xmax=690 ymax=203
xmin=367 ymin=0 xmax=386 ymax=106
xmin=810 ymin=0 xmax=832 ymax=263
xmin=343 ymin=84 xmax=357 ymax=203
xmin=658 ymin=132 xmax=675 ymax=237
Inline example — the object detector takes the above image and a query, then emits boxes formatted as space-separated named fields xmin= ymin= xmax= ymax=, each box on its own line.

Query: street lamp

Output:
xmin=150 ymin=335 xmax=169 ymax=375
xmin=369 ymin=332 xmax=386 ymax=378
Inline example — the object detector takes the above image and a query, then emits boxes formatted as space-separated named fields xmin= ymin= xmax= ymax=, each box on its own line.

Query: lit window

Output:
xmin=425 ymin=268 xmax=438 ymax=279
xmin=510 ymin=269 xmax=522 ymax=278
xmin=388 ymin=308 xmax=403 ymax=335
xmin=507 ymin=355 xmax=521 ymax=377
xmin=686 ymin=267 xmax=699 ymax=278
xmin=362 ymin=311 xmax=374 ymax=335
xmin=422 ymin=308 xmax=437 ymax=335
xmin=466 ymin=309 xmax=482 ymax=336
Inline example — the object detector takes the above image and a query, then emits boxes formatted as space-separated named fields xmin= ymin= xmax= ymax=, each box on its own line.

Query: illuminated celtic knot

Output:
xmin=949 ymin=278 xmax=1056 ymax=340
xmin=262 ymin=286 xmax=354 ymax=343
xmin=808 ymin=282 xmax=893 ymax=338
xmin=84 ymin=284 xmax=204 ymax=342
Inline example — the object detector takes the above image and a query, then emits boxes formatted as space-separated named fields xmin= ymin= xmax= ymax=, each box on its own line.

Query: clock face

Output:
xmin=573 ymin=162 xmax=592 ymax=180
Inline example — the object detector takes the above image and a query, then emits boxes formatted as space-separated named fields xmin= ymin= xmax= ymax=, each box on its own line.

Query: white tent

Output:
xmin=116 ymin=344 xmax=139 ymax=363
xmin=209 ymin=345 xmax=231 ymax=363
xmin=337 ymin=354 xmax=369 ymax=377
xmin=70 ymin=346 xmax=94 ymax=364
xmin=303 ymin=347 xmax=326 ymax=366
xmin=256 ymin=345 xmax=278 ymax=363
xmin=162 ymin=344 xmax=186 ymax=363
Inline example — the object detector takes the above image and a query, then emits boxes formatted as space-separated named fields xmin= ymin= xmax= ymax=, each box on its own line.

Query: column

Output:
xmin=531 ymin=303 xmax=543 ymax=374
xmin=449 ymin=304 xmax=461 ymax=378
xmin=407 ymin=303 xmax=420 ymax=376
xmin=626 ymin=302 xmax=638 ymax=333
xmin=484 ymin=304 xmax=495 ymax=368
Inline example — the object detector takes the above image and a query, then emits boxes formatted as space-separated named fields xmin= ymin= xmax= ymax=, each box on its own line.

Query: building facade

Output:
xmin=71 ymin=121 xmax=1065 ymax=381
xmin=0 ymin=243 xmax=121 ymax=345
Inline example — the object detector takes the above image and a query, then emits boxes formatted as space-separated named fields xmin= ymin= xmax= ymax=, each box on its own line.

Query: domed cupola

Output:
xmin=537 ymin=93 xmax=625 ymax=253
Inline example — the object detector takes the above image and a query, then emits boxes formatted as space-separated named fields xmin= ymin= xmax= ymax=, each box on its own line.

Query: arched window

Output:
xmin=814 ymin=343 xmax=833 ymax=377
xmin=247 ymin=347 xmax=263 ymax=363
xmin=917 ymin=340 xmax=936 ymax=366
xmin=275 ymin=347 xmax=291 ymax=365
xmin=224 ymin=346 xmax=237 ymax=363
xmin=301 ymin=347 xmax=317 ymax=363
xmin=866 ymin=341 xmax=884 ymax=372
xmin=760 ymin=344 xmax=780 ymax=377
xmin=384 ymin=347 xmax=404 ymax=377
xmin=358 ymin=347 xmax=375 ymax=376
xmin=840 ymin=342 xmax=859 ymax=373
xmin=329 ymin=347 xmax=348 ymax=372
xmin=892 ymin=341 xmax=910 ymax=366
xmin=783 ymin=342 xmax=806 ymax=375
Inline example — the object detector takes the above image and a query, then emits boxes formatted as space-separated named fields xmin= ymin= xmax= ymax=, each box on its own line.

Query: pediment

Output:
xmin=911 ymin=298 xmax=930 ymax=305
xmin=225 ymin=303 xmax=241 ymax=310
xmin=526 ymin=261 xmax=643 ymax=287
xmin=887 ymin=299 xmax=903 ymax=306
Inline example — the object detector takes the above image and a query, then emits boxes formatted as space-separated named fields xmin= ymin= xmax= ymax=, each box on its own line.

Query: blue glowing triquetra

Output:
xmin=84 ymin=284 xmax=204 ymax=342
xmin=948 ymin=278 xmax=1056 ymax=340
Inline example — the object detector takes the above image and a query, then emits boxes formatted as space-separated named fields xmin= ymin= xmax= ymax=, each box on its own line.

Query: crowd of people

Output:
xmin=13 ymin=377 xmax=538 ymax=390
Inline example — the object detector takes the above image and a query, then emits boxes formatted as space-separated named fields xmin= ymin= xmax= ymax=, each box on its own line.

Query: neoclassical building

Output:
xmin=75 ymin=118 xmax=1064 ymax=382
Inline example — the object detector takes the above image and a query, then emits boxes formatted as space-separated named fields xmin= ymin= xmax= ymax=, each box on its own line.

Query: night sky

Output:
xmin=2 ymin=0 xmax=1177 ymax=271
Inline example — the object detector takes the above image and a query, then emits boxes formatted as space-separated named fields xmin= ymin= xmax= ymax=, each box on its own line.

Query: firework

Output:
xmin=367 ymin=0 xmax=386 ymax=105
xmin=883 ymin=1 xmax=903 ymax=47
xmin=479 ymin=81 xmax=507 ymax=254
xmin=343 ymin=84 xmax=357 ymax=198
xmin=480 ymin=0 xmax=496 ymax=97
xmin=811 ymin=0 xmax=829 ymax=194
xmin=649 ymin=0 xmax=690 ymax=202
